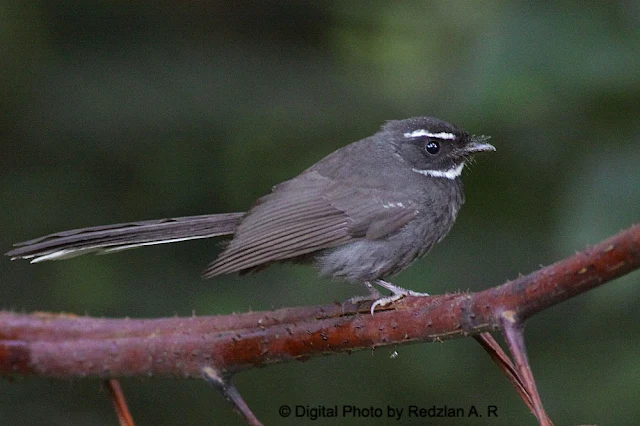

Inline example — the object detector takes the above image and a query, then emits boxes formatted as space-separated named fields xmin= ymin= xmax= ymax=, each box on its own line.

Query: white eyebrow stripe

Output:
xmin=403 ymin=130 xmax=456 ymax=140
xmin=412 ymin=163 xmax=464 ymax=180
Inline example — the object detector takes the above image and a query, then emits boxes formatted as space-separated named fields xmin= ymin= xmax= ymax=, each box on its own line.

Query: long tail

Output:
xmin=6 ymin=213 xmax=244 ymax=263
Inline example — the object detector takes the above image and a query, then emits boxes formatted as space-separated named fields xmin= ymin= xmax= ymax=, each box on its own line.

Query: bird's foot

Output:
xmin=369 ymin=279 xmax=429 ymax=315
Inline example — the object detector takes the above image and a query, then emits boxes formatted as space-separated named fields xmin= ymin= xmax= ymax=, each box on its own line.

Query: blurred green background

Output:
xmin=2 ymin=1 xmax=639 ymax=425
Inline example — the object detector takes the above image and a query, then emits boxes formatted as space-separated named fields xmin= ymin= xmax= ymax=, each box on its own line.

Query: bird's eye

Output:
xmin=425 ymin=140 xmax=440 ymax=155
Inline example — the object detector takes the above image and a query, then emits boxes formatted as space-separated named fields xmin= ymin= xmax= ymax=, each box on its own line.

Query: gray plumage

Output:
xmin=7 ymin=214 xmax=243 ymax=262
xmin=7 ymin=117 xmax=494 ymax=290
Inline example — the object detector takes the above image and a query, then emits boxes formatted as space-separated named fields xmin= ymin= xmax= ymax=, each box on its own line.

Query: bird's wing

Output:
xmin=203 ymin=171 xmax=419 ymax=277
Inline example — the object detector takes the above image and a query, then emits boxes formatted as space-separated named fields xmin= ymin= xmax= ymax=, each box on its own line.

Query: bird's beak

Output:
xmin=464 ymin=136 xmax=495 ymax=153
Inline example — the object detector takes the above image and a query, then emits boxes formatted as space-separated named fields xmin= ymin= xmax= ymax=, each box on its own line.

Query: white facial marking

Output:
xmin=403 ymin=129 xmax=456 ymax=140
xmin=412 ymin=162 xmax=464 ymax=180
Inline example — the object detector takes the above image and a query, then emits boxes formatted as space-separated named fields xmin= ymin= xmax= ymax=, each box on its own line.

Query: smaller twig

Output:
xmin=202 ymin=366 xmax=262 ymax=426
xmin=104 ymin=379 xmax=135 ymax=426
xmin=499 ymin=312 xmax=552 ymax=426
xmin=473 ymin=332 xmax=534 ymax=413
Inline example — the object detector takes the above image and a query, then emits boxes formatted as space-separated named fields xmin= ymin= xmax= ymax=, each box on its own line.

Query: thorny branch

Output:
xmin=1 ymin=224 xmax=639 ymax=425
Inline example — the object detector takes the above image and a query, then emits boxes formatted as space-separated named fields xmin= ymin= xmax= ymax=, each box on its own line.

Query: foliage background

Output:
xmin=2 ymin=2 xmax=639 ymax=425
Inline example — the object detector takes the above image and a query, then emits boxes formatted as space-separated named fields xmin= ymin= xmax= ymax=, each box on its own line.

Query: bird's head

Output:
xmin=383 ymin=116 xmax=495 ymax=179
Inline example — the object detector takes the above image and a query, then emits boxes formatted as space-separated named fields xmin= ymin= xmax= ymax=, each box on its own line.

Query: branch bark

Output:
xmin=1 ymin=224 xmax=639 ymax=379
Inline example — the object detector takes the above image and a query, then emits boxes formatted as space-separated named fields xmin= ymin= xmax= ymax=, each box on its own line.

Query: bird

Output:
xmin=7 ymin=117 xmax=495 ymax=314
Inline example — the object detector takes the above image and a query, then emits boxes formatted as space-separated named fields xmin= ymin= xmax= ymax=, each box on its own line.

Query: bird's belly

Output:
xmin=314 ymin=204 xmax=458 ymax=283
xmin=314 ymin=225 xmax=431 ymax=283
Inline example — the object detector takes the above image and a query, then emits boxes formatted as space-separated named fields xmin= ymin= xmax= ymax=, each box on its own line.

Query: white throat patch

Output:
xmin=403 ymin=129 xmax=456 ymax=140
xmin=412 ymin=162 xmax=464 ymax=180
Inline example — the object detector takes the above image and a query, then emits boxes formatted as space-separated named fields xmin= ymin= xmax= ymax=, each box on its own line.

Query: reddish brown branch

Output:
xmin=1 ymin=225 xmax=639 ymax=379
xmin=473 ymin=333 xmax=534 ymax=412
xmin=202 ymin=367 xmax=262 ymax=426
xmin=105 ymin=379 xmax=135 ymax=426
xmin=499 ymin=318 xmax=552 ymax=425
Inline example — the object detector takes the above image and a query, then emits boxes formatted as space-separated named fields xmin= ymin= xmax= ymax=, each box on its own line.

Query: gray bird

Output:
xmin=7 ymin=117 xmax=494 ymax=313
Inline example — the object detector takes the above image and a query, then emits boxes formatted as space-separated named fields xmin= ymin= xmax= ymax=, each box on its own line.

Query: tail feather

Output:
xmin=7 ymin=213 xmax=244 ymax=263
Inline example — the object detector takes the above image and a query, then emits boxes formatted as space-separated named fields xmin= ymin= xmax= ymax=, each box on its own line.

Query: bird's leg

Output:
xmin=346 ymin=281 xmax=383 ymax=306
xmin=369 ymin=279 xmax=430 ymax=315
xmin=364 ymin=281 xmax=384 ymax=298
